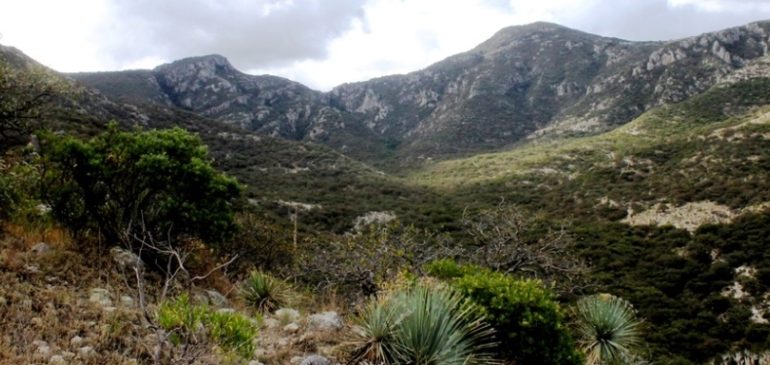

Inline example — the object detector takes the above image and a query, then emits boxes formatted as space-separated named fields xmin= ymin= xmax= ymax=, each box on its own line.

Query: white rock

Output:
xmin=206 ymin=290 xmax=228 ymax=307
xmin=49 ymin=354 xmax=66 ymax=365
xmin=120 ymin=295 xmax=134 ymax=308
xmin=110 ymin=247 xmax=143 ymax=271
xmin=36 ymin=344 xmax=51 ymax=357
xmin=70 ymin=336 xmax=83 ymax=347
xmin=89 ymin=288 xmax=113 ymax=307
xmin=283 ymin=322 xmax=300 ymax=333
xmin=30 ymin=242 xmax=51 ymax=255
xmin=301 ymin=354 xmax=331 ymax=365
xmin=78 ymin=346 xmax=94 ymax=357
xmin=307 ymin=311 xmax=343 ymax=331
xmin=275 ymin=308 xmax=301 ymax=323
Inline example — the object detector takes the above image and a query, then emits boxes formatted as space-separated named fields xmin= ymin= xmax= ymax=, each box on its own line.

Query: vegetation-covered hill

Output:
xmin=73 ymin=21 xmax=770 ymax=166
xmin=4 ymin=21 xmax=770 ymax=365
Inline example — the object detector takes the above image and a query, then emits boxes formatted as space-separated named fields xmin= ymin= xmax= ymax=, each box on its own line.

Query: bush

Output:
xmin=42 ymin=124 xmax=241 ymax=248
xmin=157 ymin=294 xmax=258 ymax=359
xmin=573 ymin=294 xmax=644 ymax=365
xmin=239 ymin=271 xmax=292 ymax=313
xmin=428 ymin=260 xmax=582 ymax=365
xmin=351 ymin=283 xmax=497 ymax=365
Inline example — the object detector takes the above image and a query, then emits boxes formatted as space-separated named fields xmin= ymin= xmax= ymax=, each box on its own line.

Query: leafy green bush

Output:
xmin=428 ymin=260 xmax=582 ymax=365
xmin=42 ymin=124 xmax=241 ymax=247
xmin=239 ymin=271 xmax=292 ymax=313
xmin=157 ymin=294 xmax=258 ymax=358
xmin=351 ymin=283 xmax=497 ymax=365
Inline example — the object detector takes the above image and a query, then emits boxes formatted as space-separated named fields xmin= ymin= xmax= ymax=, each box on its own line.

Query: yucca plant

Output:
xmin=240 ymin=271 xmax=291 ymax=313
xmin=349 ymin=297 xmax=402 ymax=364
xmin=573 ymin=294 xmax=643 ymax=365
xmin=350 ymin=284 xmax=498 ymax=365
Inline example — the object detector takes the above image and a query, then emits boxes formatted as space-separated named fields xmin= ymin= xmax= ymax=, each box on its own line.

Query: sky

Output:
xmin=2 ymin=0 xmax=770 ymax=90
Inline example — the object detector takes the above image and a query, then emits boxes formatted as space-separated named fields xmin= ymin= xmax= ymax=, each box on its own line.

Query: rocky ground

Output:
xmin=0 ymin=224 xmax=354 ymax=365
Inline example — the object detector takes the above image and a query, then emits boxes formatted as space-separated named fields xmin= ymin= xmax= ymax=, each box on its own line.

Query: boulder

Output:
xmin=88 ymin=288 xmax=113 ymax=307
xmin=307 ymin=311 xmax=343 ymax=331
xmin=275 ymin=308 xmax=301 ymax=323
xmin=110 ymin=247 xmax=143 ymax=271
xmin=206 ymin=290 xmax=228 ymax=307
xmin=30 ymin=242 xmax=51 ymax=255
xmin=300 ymin=354 xmax=331 ymax=365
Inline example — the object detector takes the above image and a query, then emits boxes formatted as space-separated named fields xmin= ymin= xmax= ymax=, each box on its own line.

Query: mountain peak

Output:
xmin=154 ymin=54 xmax=235 ymax=75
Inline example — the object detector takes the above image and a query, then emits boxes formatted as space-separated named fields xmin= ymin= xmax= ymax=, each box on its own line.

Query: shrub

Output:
xmin=42 ymin=124 xmax=241 ymax=248
xmin=240 ymin=271 xmax=292 ymax=313
xmin=428 ymin=260 xmax=582 ymax=365
xmin=351 ymin=283 xmax=497 ymax=365
xmin=157 ymin=294 xmax=258 ymax=359
xmin=573 ymin=294 xmax=643 ymax=365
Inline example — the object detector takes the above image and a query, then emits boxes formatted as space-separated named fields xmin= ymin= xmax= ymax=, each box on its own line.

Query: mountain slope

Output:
xmin=73 ymin=21 xmax=770 ymax=165
xmin=1 ymin=46 xmax=458 ymax=233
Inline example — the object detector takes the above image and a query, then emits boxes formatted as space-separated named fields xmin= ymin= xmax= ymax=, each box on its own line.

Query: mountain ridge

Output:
xmin=70 ymin=20 xmax=770 ymax=166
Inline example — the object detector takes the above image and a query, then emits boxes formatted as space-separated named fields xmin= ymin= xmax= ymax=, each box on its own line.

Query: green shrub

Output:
xmin=240 ymin=271 xmax=292 ymax=313
xmin=573 ymin=294 xmax=643 ymax=365
xmin=157 ymin=294 xmax=258 ymax=359
xmin=424 ymin=258 xmax=478 ymax=280
xmin=42 ymin=124 xmax=241 ymax=247
xmin=351 ymin=284 xmax=497 ymax=365
xmin=429 ymin=260 xmax=582 ymax=365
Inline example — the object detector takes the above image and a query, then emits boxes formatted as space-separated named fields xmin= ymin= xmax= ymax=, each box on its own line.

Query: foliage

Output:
xmin=429 ymin=260 xmax=583 ymax=365
xmin=573 ymin=294 xmax=644 ymax=365
xmin=239 ymin=271 xmax=292 ymax=313
xmin=157 ymin=294 xmax=258 ymax=359
xmin=350 ymin=283 xmax=497 ymax=365
xmin=296 ymin=221 xmax=460 ymax=298
xmin=462 ymin=204 xmax=589 ymax=295
xmin=41 ymin=124 xmax=241 ymax=248
xmin=0 ymin=59 xmax=70 ymax=151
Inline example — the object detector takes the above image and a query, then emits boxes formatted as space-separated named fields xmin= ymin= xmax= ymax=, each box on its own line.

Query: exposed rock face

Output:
xmin=72 ymin=21 xmax=770 ymax=164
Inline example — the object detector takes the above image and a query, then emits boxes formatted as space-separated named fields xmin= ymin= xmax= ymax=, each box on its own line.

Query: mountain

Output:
xmin=8 ymin=20 xmax=770 ymax=364
xmin=72 ymin=21 xmax=770 ymax=165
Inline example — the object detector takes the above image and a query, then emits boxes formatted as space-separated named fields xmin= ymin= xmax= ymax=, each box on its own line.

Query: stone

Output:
xmin=206 ymin=290 xmax=228 ymax=307
xmin=274 ymin=308 xmax=301 ymax=324
xmin=283 ymin=322 xmax=300 ymax=333
xmin=0 ymin=296 xmax=6 ymax=306
xmin=263 ymin=317 xmax=279 ymax=329
xmin=49 ymin=354 xmax=66 ymax=365
xmin=35 ymin=341 xmax=51 ymax=357
xmin=248 ymin=361 xmax=265 ymax=365
xmin=89 ymin=288 xmax=112 ymax=307
xmin=300 ymin=354 xmax=331 ymax=365
xmin=110 ymin=247 xmax=143 ymax=271
xmin=30 ymin=242 xmax=51 ymax=255
xmin=290 ymin=356 xmax=304 ymax=365
xmin=61 ymin=351 xmax=76 ymax=360
xmin=78 ymin=346 xmax=94 ymax=357
xmin=307 ymin=311 xmax=343 ymax=331
xmin=70 ymin=336 xmax=84 ymax=347
xmin=119 ymin=295 xmax=135 ymax=308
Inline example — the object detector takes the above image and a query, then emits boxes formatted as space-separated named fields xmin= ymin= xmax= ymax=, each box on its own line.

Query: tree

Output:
xmin=43 ymin=124 xmax=241 ymax=252
xmin=0 ymin=58 xmax=67 ymax=150
xmin=462 ymin=203 xmax=590 ymax=295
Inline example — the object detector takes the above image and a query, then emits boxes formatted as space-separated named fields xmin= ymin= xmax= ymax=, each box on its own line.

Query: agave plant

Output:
xmin=350 ymin=284 xmax=498 ymax=365
xmin=239 ymin=271 xmax=291 ymax=313
xmin=573 ymin=294 xmax=643 ymax=365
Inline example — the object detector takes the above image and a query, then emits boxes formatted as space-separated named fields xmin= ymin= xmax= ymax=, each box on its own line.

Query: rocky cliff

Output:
xmin=72 ymin=21 xmax=770 ymax=164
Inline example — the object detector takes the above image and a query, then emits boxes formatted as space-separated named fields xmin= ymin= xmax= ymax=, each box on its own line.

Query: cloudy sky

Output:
xmin=2 ymin=0 xmax=770 ymax=90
